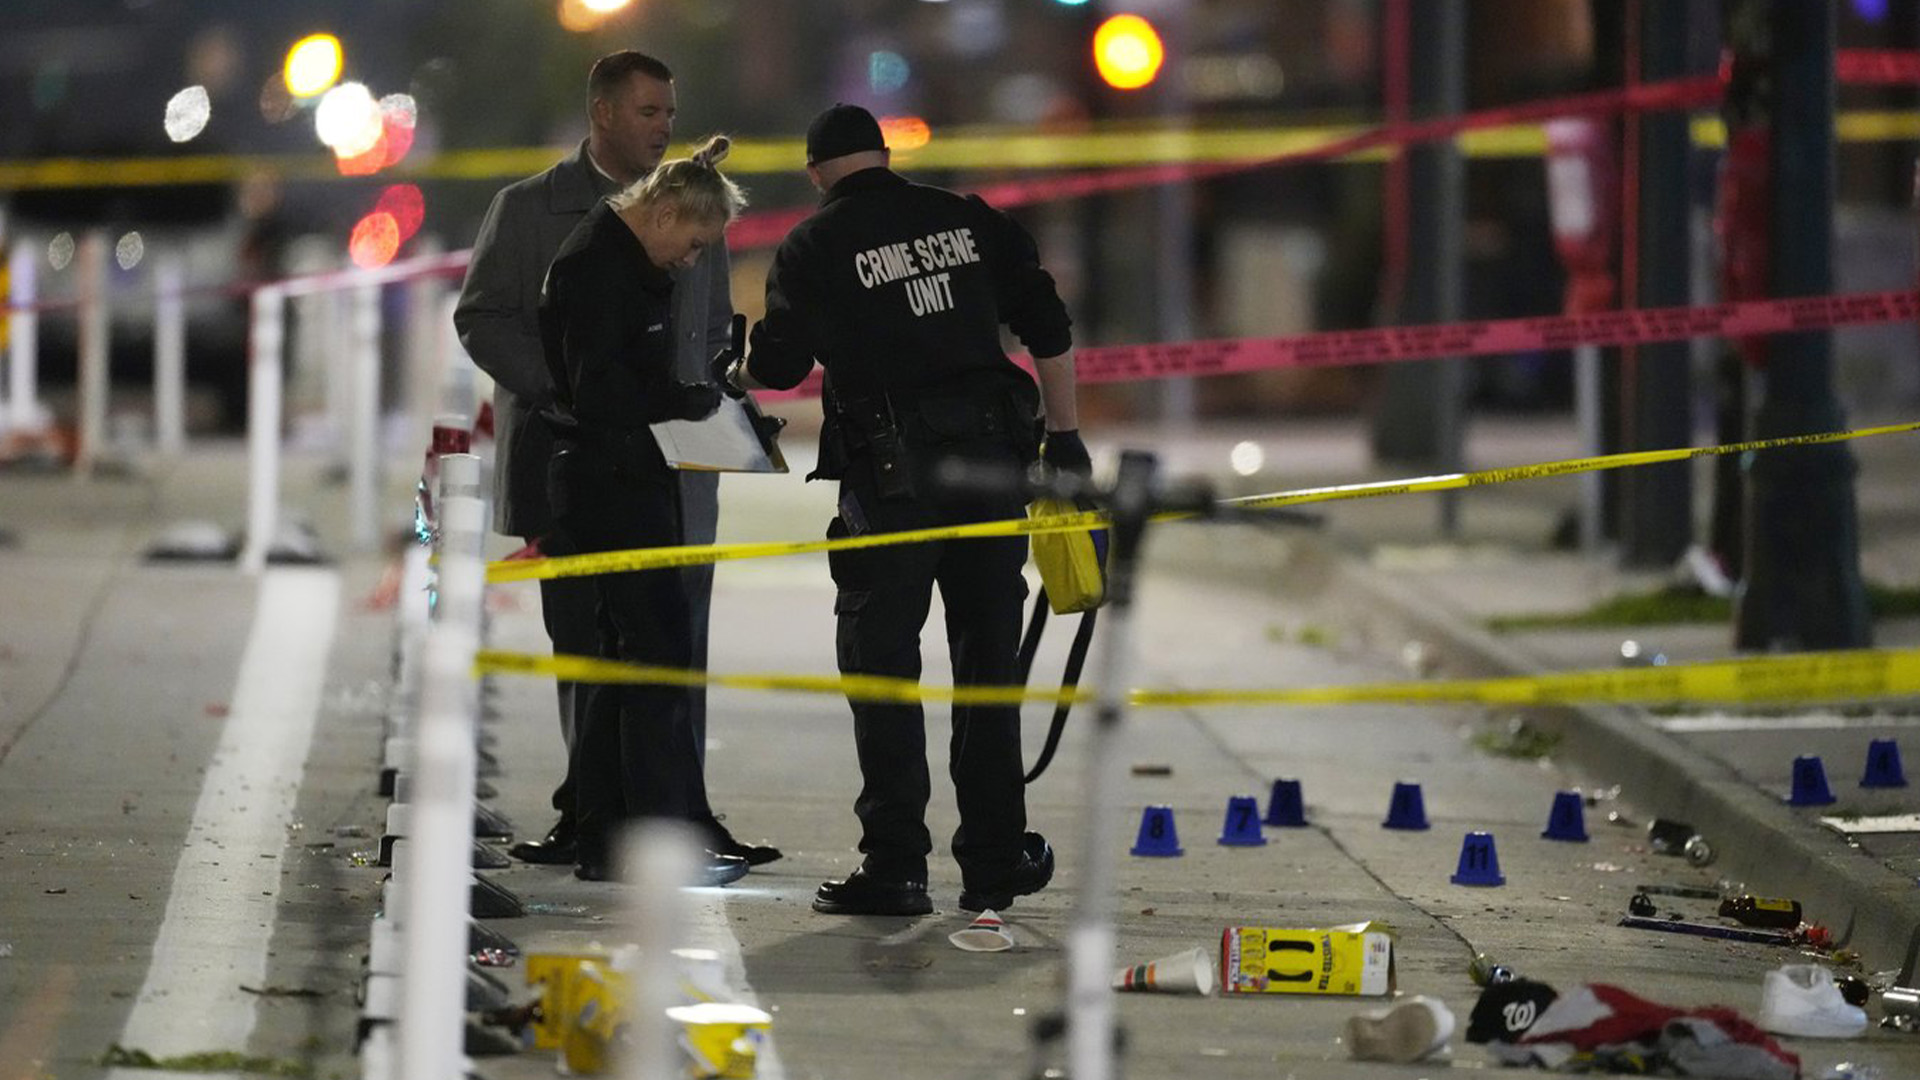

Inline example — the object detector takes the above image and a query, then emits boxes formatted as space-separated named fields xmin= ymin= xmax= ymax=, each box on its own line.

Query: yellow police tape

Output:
xmin=474 ymin=647 xmax=1920 ymax=709
xmin=9 ymin=110 xmax=1920 ymax=190
xmin=483 ymin=419 xmax=1920 ymax=584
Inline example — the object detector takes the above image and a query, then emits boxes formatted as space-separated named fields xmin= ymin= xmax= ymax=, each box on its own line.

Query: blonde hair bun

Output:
xmin=692 ymin=135 xmax=731 ymax=168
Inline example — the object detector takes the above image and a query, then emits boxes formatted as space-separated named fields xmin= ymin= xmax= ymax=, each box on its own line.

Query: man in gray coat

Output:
xmin=454 ymin=50 xmax=777 ymax=867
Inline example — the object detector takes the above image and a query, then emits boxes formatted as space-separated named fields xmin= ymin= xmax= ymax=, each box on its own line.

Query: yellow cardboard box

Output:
xmin=1219 ymin=921 xmax=1395 ymax=996
xmin=524 ymin=950 xmax=611 ymax=1051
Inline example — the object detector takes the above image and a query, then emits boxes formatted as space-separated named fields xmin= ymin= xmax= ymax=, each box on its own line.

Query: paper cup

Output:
xmin=948 ymin=909 xmax=1015 ymax=953
xmin=1113 ymin=946 xmax=1215 ymax=996
xmin=669 ymin=1001 xmax=773 ymax=1079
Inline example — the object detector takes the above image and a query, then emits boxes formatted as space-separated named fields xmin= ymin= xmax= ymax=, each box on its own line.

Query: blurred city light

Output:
xmin=258 ymin=71 xmax=297 ymax=123
xmin=879 ymin=115 xmax=932 ymax=152
xmin=581 ymin=0 xmax=634 ymax=11
xmin=316 ymin=82 xmax=382 ymax=157
xmin=1230 ymin=440 xmax=1264 ymax=477
xmin=349 ymin=212 xmax=400 ymax=269
xmin=1093 ymin=14 xmax=1164 ymax=91
xmin=115 ymin=232 xmax=145 ymax=271
xmin=48 ymin=233 xmax=74 ymax=272
xmin=1852 ymin=0 xmax=1889 ymax=22
xmin=375 ymin=184 xmax=426 ymax=242
xmin=868 ymin=51 xmax=911 ymax=95
xmin=163 ymin=85 xmax=211 ymax=143
xmin=1052 ymin=0 xmax=1091 ymax=5
xmin=558 ymin=0 xmax=617 ymax=32
xmin=283 ymin=34 xmax=343 ymax=99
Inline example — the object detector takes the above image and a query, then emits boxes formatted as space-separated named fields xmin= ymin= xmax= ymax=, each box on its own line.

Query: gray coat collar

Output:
xmin=546 ymin=140 xmax=612 ymax=215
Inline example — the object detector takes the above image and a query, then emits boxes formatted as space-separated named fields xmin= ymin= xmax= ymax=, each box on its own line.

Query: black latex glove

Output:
xmin=670 ymin=382 xmax=724 ymax=422
xmin=1041 ymin=429 xmax=1092 ymax=479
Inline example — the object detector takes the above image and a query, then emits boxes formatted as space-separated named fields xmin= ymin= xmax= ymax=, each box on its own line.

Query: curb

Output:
xmin=1151 ymin=522 xmax=1920 ymax=980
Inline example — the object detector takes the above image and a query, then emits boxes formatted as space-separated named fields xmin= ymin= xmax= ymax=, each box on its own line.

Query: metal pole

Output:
xmin=74 ymin=231 xmax=110 ymax=478
xmin=1369 ymin=0 xmax=1465 ymax=537
xmin=1065 ymin=449 xmax=1157 ymax=1080
xmin=239 ymin=287 xmax=285 ymax=574
xmin=1620 ymin=0 xmax=1695 ymax=567
xmin=153 ymin=252 xmax=187 ymax=457
xmin=6 ymin=241 xmax=40 ymax=434
xmin=1735 ymin=0 xmax=1871 ymax=649
xmin=350 ymin=282 xmax=382 ymax=553
xmin=1153 ymin=2 xmax=1195 ymax=428
xmin=1575 ymin=344 xmax=1604 ymax=553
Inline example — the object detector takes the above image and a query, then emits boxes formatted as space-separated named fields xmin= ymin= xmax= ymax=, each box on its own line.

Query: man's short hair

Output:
xmin=589 ymin=51 xmax=673 ymax=101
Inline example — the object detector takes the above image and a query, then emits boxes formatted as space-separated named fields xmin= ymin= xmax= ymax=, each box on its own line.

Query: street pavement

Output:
xmin=0 ymin=413 xmax=1916 ymax=1079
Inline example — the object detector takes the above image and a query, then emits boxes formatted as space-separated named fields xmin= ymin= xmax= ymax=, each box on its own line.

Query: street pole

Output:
xmin=1618 ymin=0 xmax=1695 ymax=567
xmin=1733 ymin=0 xmax=1872 ymax=650
xmin=1369 ymin=0 xmax=1465 ymax=537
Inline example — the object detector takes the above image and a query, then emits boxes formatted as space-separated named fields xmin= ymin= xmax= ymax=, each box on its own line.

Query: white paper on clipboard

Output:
xmin=649 ymin=394 xmax=788 ymax=473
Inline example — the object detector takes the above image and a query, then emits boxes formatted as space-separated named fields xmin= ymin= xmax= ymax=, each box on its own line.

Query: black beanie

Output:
xmin=805 ymin=103 xmax=886 ymax=164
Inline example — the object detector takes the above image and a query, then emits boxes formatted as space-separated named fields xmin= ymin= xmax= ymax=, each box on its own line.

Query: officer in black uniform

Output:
xmin=723 ymin=104 xmax=1092 ymax=916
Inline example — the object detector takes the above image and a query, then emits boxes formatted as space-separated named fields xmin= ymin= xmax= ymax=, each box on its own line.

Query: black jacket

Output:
xmin=746 ymin=168 xmax=1072 ymax=401
xmin=539 ymin=202 xmax=683 ymax=467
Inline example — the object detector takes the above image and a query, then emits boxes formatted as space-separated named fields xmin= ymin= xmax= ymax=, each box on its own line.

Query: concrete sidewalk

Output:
xmin=1144 ymin=413 xmax=1920 ymax=979
xmin=3 ymin=415 xmax=1919 ymax=1080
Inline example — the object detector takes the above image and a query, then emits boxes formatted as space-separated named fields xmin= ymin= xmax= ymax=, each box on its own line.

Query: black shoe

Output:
xmin=813 ymin=867 xmax=933 ymax=916
xmin=509 ymin=817 xmax=576 ymax=865
xmin=702 ymin=818 xmax=783 ymax=867
xmin=959 ymin=832 xmax=1054 ymax=913
xmin=574 ymin=849 xmax=748 ymax=886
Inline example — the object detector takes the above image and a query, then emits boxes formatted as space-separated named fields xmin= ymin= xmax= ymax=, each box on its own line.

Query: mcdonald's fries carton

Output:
xmin=1220 ymin=921 xmax=1395 ymax=996
xmin=525 ymin=950 xmax=611 ymax=1051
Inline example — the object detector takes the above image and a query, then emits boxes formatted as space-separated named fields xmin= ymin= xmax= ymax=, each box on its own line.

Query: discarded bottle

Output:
xmin=1716 ymin=895 xmax=1802 ymax=930
xmin=1682 ymin=835 xmax=1716 ymax=867
xmin=1468 ymin=952 xmax=1514 ymax=987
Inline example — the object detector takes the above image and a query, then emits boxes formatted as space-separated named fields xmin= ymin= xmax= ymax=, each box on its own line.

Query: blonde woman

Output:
xmin=537 ymin=136 xmax=749 ymax=883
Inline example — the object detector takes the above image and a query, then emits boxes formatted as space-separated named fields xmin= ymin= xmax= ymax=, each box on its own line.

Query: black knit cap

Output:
xmin=805 ymin=103 xmax=886 ymax=164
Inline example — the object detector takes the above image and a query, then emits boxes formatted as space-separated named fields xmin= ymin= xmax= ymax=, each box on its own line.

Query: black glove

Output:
xmin=709 ymin=348 xmax=745 ymax=399
xmin=1041 ymin=429 xmax=1092 ymax=479
xmin=670 ymin=382 xmax=724 ymax=422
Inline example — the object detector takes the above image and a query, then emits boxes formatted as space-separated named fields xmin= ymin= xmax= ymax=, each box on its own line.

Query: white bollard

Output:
xmin=404 ymin=237 xmax=447 ymax=446
xmin=240 ymin=287 xmax=286 ymax=574
xmin=8 ymin=240 xmax=42 ymax=435
xmin=73 ymin=230 xmax=110 ymax=478
xmin=350 ymin=282 xmax=382 ymax=553
xmin=396 ymin=474 xmax=484 ymax=1080
xmin=152 ymin=252 xmax=187 ymax=456
xmin=623 ymin=825 xmax=702 ymax=1080
xmin=437 ymin=292 xmax=475 ymax=420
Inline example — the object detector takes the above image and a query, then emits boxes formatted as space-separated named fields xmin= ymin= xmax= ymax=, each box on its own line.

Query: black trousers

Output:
xmin=826 ymin=439 xmax=1031 ymax=889
xmin=533 ymin=497 xmax=713 ymax=821
xmin=550 ymin=448 xmax=712 ymax=854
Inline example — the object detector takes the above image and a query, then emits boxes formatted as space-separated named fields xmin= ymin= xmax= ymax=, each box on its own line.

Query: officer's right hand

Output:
xmin=1041 ymin=429 xmax=1092 ymax=479
xmin=671 ymin=382 xmax=724 ymax=422
xmin=709 ymin=348 xmax=746 ymax=399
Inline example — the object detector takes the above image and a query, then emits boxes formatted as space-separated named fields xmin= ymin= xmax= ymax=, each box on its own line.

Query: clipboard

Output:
xmin=649 ymin=392 xmax=788 ymax=473
xmin=648 ymin=315 xmax=789 ymax=474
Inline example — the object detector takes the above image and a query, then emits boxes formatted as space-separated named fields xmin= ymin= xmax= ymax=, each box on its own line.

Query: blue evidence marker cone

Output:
xmin=1263 ymin=778 xmax=1307 ymax=827
xmin=1130 ymin=805 xmax=1184 ymax=857
xmin=1382 ymin=780 xmax=1430 ymax=830
xmin=1450 ymin=831 xmax=1506 ymax=886
xmin=1541 ymin=790 xmax=1590 ymax=842
xmin=1861 ymin=738 xmax=1908 ymax=789
xmin=1787 ymin=755 xmax=1837 ymax=806
xmin=1217 ymin=795 xmax=1268 ymax=847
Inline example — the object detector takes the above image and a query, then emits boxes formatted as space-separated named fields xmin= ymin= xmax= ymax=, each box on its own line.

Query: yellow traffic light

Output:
xmin=1093 ymin=14 xmax=1164 ymax=90
xmin=283 ymin=34 xmax=343 ymax=99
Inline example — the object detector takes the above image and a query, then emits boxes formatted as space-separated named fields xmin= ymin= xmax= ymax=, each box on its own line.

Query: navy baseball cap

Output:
xmin=806 ymin=103 xmax=886 ymax=164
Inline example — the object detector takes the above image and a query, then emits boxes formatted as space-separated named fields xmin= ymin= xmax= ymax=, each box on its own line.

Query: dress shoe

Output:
xmin=509 ymin=818 xmax=576 ymax=866
xmin=959 ymin=832 xmax=1055 ymax=913
xmin=813 ymin=867 xmax=933 ymax=916
xmin=702 ymin=818 xmax=783 ymax=866
xmin=575 ymin=849 xmax=748 ymax=887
